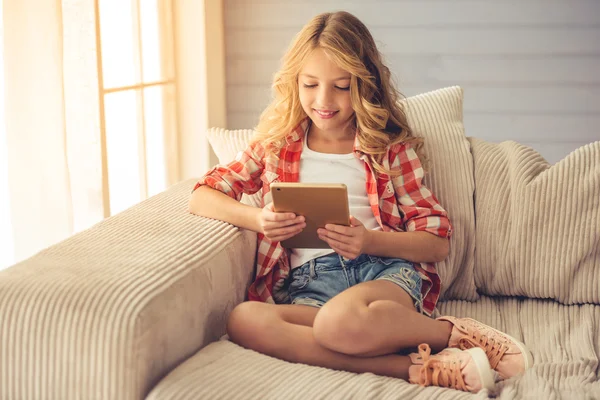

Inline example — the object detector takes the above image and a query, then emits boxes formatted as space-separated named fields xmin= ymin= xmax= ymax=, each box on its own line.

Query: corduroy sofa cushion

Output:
xmin=469 ymin=138 xmax=600 ymax=304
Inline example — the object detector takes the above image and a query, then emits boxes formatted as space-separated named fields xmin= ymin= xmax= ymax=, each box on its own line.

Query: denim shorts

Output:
xmin=288 ymin=253 xmax=424 ymax=313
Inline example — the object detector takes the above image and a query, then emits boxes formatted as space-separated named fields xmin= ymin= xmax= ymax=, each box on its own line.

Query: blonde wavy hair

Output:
xmin=253 ymin=11 xmax=426 ymax=176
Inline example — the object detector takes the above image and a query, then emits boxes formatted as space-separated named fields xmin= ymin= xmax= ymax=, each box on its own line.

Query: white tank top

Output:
xmin=289 ymin=137 xmax=381 ymax=269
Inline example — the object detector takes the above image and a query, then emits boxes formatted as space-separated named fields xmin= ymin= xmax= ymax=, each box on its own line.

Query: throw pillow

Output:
xmin=470 ymin=138 xmax=600 ymax=304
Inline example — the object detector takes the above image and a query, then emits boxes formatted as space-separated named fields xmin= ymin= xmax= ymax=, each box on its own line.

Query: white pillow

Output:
xmin=206 ymin=128 xmax=263 ymax=208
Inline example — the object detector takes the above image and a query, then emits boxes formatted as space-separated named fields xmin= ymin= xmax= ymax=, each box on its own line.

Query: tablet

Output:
xmin=270 ymin=182 xmax=350 ymax=249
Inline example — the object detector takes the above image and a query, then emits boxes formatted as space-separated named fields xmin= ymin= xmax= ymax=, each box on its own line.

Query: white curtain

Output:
xmin=0 ymin=0 xmax=14 ymax=269
xmin=1 ymin=0 xmax=219 ymax=270
xmin=2 ymin=0 xmax=104 ymax=267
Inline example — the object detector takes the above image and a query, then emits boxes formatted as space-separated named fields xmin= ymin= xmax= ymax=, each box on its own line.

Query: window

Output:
xmin=97 ymin=0 xmax=178 ymax=215
xmin=0 ymin=0 xmax=180 ymax=270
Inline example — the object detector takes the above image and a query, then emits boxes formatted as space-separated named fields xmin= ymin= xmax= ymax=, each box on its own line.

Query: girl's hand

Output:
xmin=317 ymin=216 xmax=371 ymax=259
xmin=257 ymin=202 xmax=306 ymax=242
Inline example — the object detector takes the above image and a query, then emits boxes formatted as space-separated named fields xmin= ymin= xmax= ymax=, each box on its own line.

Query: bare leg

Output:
xmin=276 ymin=304 xmax=318 ymax=327
xmin=227 ymin=280 xmax=453 ymax=379
xmin=227 ymin=301 xmax=413 ymax=379
xmin=312 ymin=280 xmax=453 ymax=357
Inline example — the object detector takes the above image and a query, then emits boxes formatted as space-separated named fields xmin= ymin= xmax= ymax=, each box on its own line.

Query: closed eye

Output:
xmin=302 ymin=84 xmax=350 ymax=91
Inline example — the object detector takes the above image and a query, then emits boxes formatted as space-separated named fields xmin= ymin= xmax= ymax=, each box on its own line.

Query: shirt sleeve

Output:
xmin=390 ymin=142 xmax=453 ymax=238
xmin=192 ymin=141 xmax=265 ymax=201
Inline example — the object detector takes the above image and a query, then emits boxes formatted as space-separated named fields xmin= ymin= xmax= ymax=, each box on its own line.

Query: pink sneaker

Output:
xmin=408 ymin=343 xmax=496 ymax=393
xmin=438 ymin=316 xmax=534 ymax=380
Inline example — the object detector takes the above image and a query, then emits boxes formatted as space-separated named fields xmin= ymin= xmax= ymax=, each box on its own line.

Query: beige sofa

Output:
xmin=1 ymin=87 xmax=598 ymax=399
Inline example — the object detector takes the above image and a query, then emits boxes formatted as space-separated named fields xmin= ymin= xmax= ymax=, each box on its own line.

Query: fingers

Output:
xmin=266 ymin=222 xmax=306 ymax=242
xmin=318 ymin=226 xmax=361 ymax=259
xmin=318 ymin=236 xmax=356 ymax=259
xmin=263 ymin=216 xmax=304 ymax=231
xmin=267 ymin=211 xmax=298 ymax=222
xmin=317 ymin=228 xmax=348 ymax=242
xmin=266 ymin=222 xmax=306 ymax=237
xmin=260 ymin=202 xmax=307 ymax=242
xmin=264 ymin=202 xmax=297 ymax=222
xmin=318 ymin=232 xmax=348 ymax=250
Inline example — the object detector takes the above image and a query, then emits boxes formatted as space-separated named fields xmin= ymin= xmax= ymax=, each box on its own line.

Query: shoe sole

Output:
xmin=462 ymin=318 xmax=534 ymax=372
xmin=447 ymin=347 xmax=495 ymax=392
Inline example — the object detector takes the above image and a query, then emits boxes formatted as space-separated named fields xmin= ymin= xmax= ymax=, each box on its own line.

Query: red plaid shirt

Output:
xmin=194 ymin=119 xmax=452 ymax=315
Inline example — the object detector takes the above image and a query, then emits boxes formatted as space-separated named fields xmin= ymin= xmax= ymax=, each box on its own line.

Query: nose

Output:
xmin=316 ymin=86 xmax=334 ymax=108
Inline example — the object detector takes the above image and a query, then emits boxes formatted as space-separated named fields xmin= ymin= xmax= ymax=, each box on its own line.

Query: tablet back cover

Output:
xmin=271 ymin=183 xmax=350 ymax=249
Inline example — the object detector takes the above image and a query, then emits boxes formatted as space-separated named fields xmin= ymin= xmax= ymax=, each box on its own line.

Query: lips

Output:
xmin=314 ymin=109 xmax=338 ymax=118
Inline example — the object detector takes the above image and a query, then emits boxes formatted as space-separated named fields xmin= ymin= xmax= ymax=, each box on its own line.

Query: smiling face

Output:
xmin=298 ymin=47 xmax=355 ymax=138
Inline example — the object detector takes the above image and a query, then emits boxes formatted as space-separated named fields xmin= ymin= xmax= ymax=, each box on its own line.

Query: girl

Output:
xmin=189 ymin=11 xmax=532 ymax=393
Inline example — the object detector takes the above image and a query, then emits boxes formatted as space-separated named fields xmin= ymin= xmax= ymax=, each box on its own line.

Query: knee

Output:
xmin=226 ymin=301 xmax=273 ymax=350
xmin=312 ymin=302 xmax=368 ymax=355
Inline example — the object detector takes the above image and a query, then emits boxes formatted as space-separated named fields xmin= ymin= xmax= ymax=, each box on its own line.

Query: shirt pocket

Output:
xmin=378 ymin=179 xmax=407 ymax=223
xmin=378 ymin=179 xmax=395 ymax=199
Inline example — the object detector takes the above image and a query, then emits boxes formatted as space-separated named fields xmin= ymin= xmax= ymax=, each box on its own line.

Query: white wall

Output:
xmin=224 ymin=0 xmax=600 ymax=164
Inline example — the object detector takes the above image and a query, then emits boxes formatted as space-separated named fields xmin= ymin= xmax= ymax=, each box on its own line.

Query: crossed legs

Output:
xmin=226 ymin=280 xmax=453 ymax=379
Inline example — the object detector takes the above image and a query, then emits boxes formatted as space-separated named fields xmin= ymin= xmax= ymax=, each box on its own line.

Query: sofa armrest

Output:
xmin=0 ymin=179 xmax=256 ymax=400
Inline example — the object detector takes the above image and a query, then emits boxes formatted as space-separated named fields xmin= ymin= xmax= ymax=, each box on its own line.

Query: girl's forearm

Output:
xmin=189 ymin=186 xmax=262 ymax=233
xmin=365 ymin=230 xmax=449 ymax=263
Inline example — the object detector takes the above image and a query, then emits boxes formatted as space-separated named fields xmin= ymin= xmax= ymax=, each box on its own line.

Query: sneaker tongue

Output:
xmin=408 ymin=352 xmax=423 ymax=365
xmin=449 ymin=328 xmax=468 ymax=348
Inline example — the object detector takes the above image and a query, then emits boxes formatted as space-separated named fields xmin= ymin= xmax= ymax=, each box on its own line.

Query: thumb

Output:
xmin=263 ymin=202 xmax=277 ymax=218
